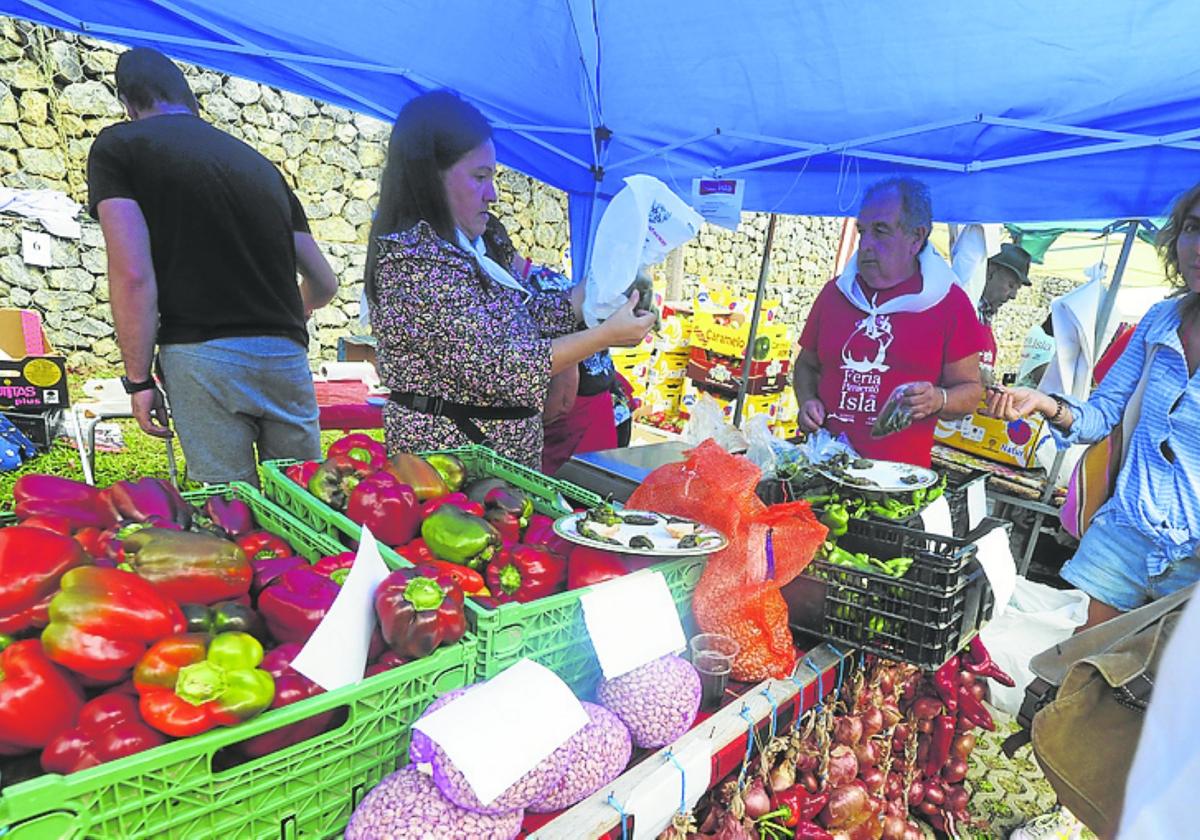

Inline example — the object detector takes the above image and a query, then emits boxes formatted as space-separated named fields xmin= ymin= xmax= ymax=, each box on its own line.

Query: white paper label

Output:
xmin=625 ymin=739 xmax=712 ymax=839
xmin=920 ymin=495 xmax=954 ymax=538
xmin=580 ymin=571 xmax=687 ymax=680
xmin=21 ymin=230 xmax=51 ymax=267
xmin=690 ymin=178 xmax=745 ymax=231
xmin=966 ymin=478 xmax=988 ymax=531
xmin=291 ymin=525 xmax=391 ymax=691
xmin=413 ymin=659 xmax=587 ymax=806
xmin=975 ymin=526 xmax=1016 ymax=619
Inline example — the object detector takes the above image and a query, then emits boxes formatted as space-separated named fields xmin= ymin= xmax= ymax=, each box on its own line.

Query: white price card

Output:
xmin=413 ymin=660 xmax=587 ymax=806
xmin=625 ymin=739 xmax=711 ymax=840
xmin=975 ymin=526 xmax=1016 ymax=619
xmin=21 ymin=230 xmax=51 ymax=267
xmin=292 ymin=524 xmax=391 ymax=691
xmin=920 ymin=494 xmax=954 ymax=538
xmin=580 ymin=571 xmax=687 ymax=680
xmin=966 ymin=478 xmax=988 ymax=531
xmin=690 ymin=178 xmax=745 ymax=231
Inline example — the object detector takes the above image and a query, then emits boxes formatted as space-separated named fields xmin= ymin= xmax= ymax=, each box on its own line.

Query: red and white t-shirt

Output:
xmin=799 ymin=271 xmax=986 ymax=467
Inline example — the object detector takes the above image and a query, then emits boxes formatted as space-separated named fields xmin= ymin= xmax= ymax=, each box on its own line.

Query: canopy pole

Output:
xmin=1094 ymin=220 xmax=1140 ymax=352
xmin=733 ymin=213 xmax=778 ymax=428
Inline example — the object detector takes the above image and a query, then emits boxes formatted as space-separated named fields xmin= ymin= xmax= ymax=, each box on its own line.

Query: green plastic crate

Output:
xmin=0 ymin=482 xmax=477 ymax=839
xmin=260 ymin=448 xmax=706 ymax=697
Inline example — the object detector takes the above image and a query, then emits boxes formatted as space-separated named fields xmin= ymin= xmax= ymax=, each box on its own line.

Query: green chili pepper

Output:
xmin=819 ymin=503 xmax=850 ymax=537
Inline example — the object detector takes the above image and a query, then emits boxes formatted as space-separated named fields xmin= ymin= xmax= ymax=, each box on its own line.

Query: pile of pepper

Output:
xmin=0 ymin=472 xmax=429 ymax=781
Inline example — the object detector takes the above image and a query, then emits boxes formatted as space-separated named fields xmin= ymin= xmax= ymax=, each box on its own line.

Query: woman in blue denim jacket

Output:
xmin=988 ymin=184 xmax=1200 ymax=631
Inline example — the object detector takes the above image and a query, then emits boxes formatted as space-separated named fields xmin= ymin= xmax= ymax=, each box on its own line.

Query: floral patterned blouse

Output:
xmin=370 ymin=221 xmax=576 ymax=467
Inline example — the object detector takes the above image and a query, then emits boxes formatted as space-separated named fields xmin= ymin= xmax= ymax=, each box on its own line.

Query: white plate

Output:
xmin=552 ymin=510 xmax=728 ymax=557
xmin=814 ymin=459 xmax=939 ymax=493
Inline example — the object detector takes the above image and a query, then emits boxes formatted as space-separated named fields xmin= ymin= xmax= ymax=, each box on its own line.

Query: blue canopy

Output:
xmin=6 ymin=0 xmax=1200 ymax=267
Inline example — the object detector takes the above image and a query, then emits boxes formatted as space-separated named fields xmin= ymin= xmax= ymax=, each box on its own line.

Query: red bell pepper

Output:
xmin=395 ymin=537 xmax=436 ymax=566
xmin=285 ymin=460 xmax=320 ymax=487
xmin=313 ymin=551 xmax=356 ymax=584
xmin=250 ymin=554 xmax=307 ymax=597
xmin=485 ymin=544 xmax=566 ymax=603
xmin=257 ymin=565 xmax=341 ymax=644
xmin=237 ymin=530 xmax=295 ymax=563
xmin=0 ymin=638 xmax=86 ymax=756
xmin=308 ymin=454 xmax=374 ymax=511
xmin=236 ymin=642 xmax=335 ymax=758
xmin=482 ymin=484 xmax=533 ymax=543
xmin=42 ymin=567 xmax=187 ymax=683
xmin=202 ymin=496 xmax=255 ymax=539
xmin=523 ymin=513 xmax=574 ymax=557
xmin=13 ymin=474 xmax=116 ymax=531
xmin=963 ymin=636 xmax=1016 ymax=686
xmin=762 ymin=787 xmax=828 ymax=827
xmin=134 ymin=632 xmax=274 ymax=737
xmin=375 ymin=566 xmax=467 ymax=659
xmin=121 ymin=527 xmax=252 ymax=605
xmin=326 ymin=432 xmax=388 ymax=471
xmin=419 ymin=493 xmax=485 ymax=518
xmin=365 ymin=649 xmax=408 ymax=678
xmin=40 ymin=692 xmax=165 ymax=774
xmin=566 ymin=547 xmax=630 ymax=590
xmin=17 ymin=514 xmax=74 ymax=535
xmin=73 ymin=526 xmax=107 ymax=559
xmin=0 ymin=525 xmax=90 ymax=634
xmin=101 ymin=477 xmax=193 ymax=528
xmin=346 ymin=471 xmax=421 ymax=546
xmin=384 ymin=452 xmax=448 ymax=501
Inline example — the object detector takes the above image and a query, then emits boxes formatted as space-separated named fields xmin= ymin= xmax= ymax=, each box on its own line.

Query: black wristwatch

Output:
xmin=121 ymin=375 xmax=158 ymax=394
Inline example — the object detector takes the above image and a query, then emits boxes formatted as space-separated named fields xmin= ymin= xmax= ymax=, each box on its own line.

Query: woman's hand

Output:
xmin=983 ymin=386 xmax=1052 ymax=421
xmin=601 ymin=290 xmax=656 ymax=347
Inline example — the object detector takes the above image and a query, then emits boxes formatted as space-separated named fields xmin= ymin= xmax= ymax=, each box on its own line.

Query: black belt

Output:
xmin=388 ymin=392 xmax=537 ymax=445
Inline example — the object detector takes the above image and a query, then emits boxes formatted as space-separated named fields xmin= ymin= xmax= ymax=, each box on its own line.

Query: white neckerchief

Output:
xmin=835 ymin=242 xmax=957 ymax=316
xmin=455 ymin=229 xmax=531 ymax=303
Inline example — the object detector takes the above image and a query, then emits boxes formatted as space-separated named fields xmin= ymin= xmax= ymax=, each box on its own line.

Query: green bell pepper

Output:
xmin=420 ymin=505 xmax=503 ymax=570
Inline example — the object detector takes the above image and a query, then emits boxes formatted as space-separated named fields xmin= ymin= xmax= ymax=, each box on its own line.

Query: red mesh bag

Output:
xmin=626 ymin=440 xmax=827 ymax=680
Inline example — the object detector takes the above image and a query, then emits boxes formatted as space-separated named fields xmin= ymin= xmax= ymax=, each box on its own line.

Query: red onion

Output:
xmin=923 ymin=783 xmax=946 ymax=807
xmin=853 ymin=739 xmax=879 ymax=768
xmin=903 ymin=823 xmax=923 ymax=840
xmin=795 ymin=744 xmax=820 ymax=773
xmin=860 ymin=765 xmax=885 ymax=793
xmin=951 ymin=732 xmax=976 ymax=760
xmin=861 ymin=706 xmax=884 ymax=738
xmin=798 ymin=769 xmax=819 ymax=793
xmin=882 ymin=814 xmax=908 ymax=840
xmin=820 ymin=784 xmax=870 ymax=829
xmin=917 ymin=800 xmax=941 ymax=817
xmin=879 ymin=670 xmax=895 ymax=695
xmin=892 ymin=722 xmax=910 ymax=743
xmin=834 ymin=715 xmax=864 ymax=746
xmin=827 ymin=744 xmax=860 ymax=788
xmin=907 ymin=779 xmax=925 ymax=806
xmin=769 ymin=761 xmax=795 ymax=792
xmin=885 ymin=772 xmax=903 ymax=801
xmin=910 ymin=696 xmax=943 ymax=720
xmin=741 ymin=778 xmax=771 ymax=819
xmin=970 ymin=682 xmax=986 ymax=701
xmin=916 ymin=718 xmax=933 ymax=735
xmin=880 ymin=702 xmax=903 ymax=729
xmin=956 ymin=714 xmax=975 ymax=733
xmin=884 ymin=796 xmax=907 ymax=818
xmin=941 ymin=756 xmax=969 ymax=784
xmin=946 ymin=784 xmax=970 ymax=813
xmin=958 ymin=669 xmax=976 ymax=687
xmin=915 ymin=739 xmax=929 ymax=768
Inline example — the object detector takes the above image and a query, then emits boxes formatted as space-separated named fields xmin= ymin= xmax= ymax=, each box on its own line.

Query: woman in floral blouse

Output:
xmin=364 ymin=91 xmax=653 ymax=467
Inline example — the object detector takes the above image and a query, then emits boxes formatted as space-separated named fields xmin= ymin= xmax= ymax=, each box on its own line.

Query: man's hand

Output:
xmin=132 ymin=388 xmax=173 ymax=439
xmin=799 ymin=398 xmax=826 ymax=432
xmin=900 ymin=381 xmax=945 ymax=421
xmin=984 ymin=386 xmax=1053 ymax=421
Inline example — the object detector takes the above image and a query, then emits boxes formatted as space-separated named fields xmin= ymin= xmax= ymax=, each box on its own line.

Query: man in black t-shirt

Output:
xmin=87 ymin=48 xmax=337 ymax=484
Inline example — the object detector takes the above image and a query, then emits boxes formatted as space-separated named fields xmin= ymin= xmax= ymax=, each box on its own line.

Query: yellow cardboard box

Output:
xmin=933 ymin=407 xmax=1052 ymax=468
xmin=0 ymin=309 xmax=69 ymax=410
xmin=690 ymin=287 xmax=792 ymax=361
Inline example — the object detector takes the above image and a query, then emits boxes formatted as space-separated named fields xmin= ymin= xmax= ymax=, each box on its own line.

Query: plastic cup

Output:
xmin=690 ymin=633 xmax=739 ymax=711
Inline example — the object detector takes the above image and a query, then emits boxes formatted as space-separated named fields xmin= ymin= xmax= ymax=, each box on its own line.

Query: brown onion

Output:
xmin=951 ymin=732 xmax=976 ymax=760
xmin=942 ymin=756 xmax=969 ymax=784
xmin=834 ymin=715 xmax=864 ymax=746
xmin=827 ymin=744 xmax=859 ymax=788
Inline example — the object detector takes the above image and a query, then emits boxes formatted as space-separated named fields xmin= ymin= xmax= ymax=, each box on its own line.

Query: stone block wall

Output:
xmin=0 ymin=19 xmax=1073 ymax=379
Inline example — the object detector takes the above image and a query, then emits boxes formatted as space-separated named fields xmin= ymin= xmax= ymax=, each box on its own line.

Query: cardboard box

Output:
xmin=685 ymin=346 xmax=789 ymax=397
xmin=689 ymin=288 xmax=792 ymax=361
xmin=680 ymin=379 xmax=782 ymax=425
xmin=933 ymin=407 xmax=1052 ymax=468
xmin=0 ymin=309 xmax=69 ymax=411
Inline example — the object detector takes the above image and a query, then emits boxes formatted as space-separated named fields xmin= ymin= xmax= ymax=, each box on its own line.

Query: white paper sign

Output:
xmin=975 ymin=527 xmax=1017 ymax=620
xmin=291 ymin=525 xmax=391 ymax=691
xmin=920 ymin=495 xmax=954 ymax=538
xmin=625 ymin=739 xmax=712 ymax=840
xmin=21 ymin=230 xmax=51 ymax=267
xmin=580 ymin=571 xmax=687 ymax=680
xmin=966 ymin=479 xmax=988 ymax=532
xmin=690 ymin=178 xmax=744 ymax=231
xmin=413 ymin=659 xmax=587 ymax=806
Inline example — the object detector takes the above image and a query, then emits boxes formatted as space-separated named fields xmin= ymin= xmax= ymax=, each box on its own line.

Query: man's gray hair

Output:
xmin=862 ymin=178 xmax=932 ymax=246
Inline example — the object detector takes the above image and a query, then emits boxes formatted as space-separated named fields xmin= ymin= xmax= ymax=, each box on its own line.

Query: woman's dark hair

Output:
xmin=364 ymin=91 xmax=492 ymax=300
xmin=115 ymin=48 xmax=198 ymax=115
xmin=1156 ymin=182 xmax=1200 ymax=291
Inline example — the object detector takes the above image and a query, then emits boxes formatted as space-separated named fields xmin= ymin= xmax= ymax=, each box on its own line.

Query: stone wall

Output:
xmin=0 ymin=19 xmax=1069 ymax=378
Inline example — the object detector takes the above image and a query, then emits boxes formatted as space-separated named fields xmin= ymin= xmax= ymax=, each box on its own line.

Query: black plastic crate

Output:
xmin=1 ymin=409 xmax=62 ymax=450
xmin=943 ymin=468 xmax=990 ymax=537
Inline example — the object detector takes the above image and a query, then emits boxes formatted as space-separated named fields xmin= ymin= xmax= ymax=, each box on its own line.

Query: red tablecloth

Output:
xmin=314 ymin=381 xmax=384 ymax=431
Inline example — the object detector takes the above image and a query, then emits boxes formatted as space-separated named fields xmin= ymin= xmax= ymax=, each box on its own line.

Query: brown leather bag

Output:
xmin=1028 ymin=584 xmax=1192 ymax=836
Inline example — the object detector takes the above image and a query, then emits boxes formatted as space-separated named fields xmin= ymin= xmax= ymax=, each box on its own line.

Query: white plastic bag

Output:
xmin=682 ymin=394 xmax=747 ymax=453
xmin=583 ymin=175 xmax=703 ymax=327
xmin=977 ymin=577 xmax=1090 ymax=715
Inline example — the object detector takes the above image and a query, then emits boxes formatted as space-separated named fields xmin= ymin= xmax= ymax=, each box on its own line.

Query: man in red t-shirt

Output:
xmin=794 ymin=178 xmax=986 ymax=467
xmin=976 ymin=243 xmax=1032 ymax=383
